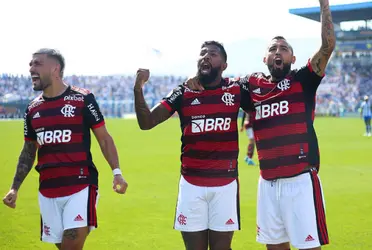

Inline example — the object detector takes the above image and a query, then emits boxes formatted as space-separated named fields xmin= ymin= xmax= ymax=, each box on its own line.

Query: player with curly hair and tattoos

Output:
xmin=2 ymin=48 xmax=128 ymax=250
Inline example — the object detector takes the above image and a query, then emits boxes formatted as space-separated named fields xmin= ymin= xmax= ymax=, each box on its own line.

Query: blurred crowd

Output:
xmin=1 ymin=52 xmax=371 ymax=118
xmin=316 ymin=52 xmax=372 ymax=116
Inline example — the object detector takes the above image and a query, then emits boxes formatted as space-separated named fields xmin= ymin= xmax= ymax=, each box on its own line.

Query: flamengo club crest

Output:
xmin=61 ymin=104 xmax=76 ymax=117
xmin=277 ymin=79 xmax=291 ymax=91
xmin=221 ymin=92 xmax=235 ymax=106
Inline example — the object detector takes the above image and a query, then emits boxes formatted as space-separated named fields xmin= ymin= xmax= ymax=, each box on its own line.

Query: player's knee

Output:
xmin=209 ymin=231 xmax=234 ymax=250
xmin=61 ymin=227 xmax=89 ymax=250
xmin=266 ymin=242 xmax=290 ymax=250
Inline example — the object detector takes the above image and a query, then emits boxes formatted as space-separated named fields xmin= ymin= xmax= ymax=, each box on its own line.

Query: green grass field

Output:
xmin=0 ymin=117 xmax=371 ymax=250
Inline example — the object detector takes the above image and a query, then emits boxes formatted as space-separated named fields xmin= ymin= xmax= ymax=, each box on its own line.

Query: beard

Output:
xmin=197 ymin=67 xmax=220 ymax=86
xmin=32 ymin=77 xmax=52 ymax=91
xmin=268 ymin=62 xmax=291 ymax=80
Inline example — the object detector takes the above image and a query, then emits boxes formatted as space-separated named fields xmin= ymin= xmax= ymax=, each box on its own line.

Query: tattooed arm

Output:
xmin=134 ymin=69 xmax=173 ymax=130
xmin=3 ymin=141 xmax=37 ymax=208
xmin=310 ymin=0 xmax=336 ymax=77
xmin=11 ymin=141 xmax=37 ymax=190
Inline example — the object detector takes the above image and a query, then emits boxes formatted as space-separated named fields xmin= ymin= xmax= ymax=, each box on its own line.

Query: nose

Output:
xmin=29 ymin=65 xmax=35 ymax=73
xmin=203 ymin=53 xmax=211 ymax=61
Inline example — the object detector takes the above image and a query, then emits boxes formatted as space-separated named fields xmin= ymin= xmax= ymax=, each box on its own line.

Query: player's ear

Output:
xmin=222 ymin=62 xmax=228 ymax=71
xmin=292 ymin=55 xmax=296 ymax=64
xmin=263 ymin=57 xmax=267 ymax=65
xmin=52 ymin=64 xmax=60 ymax=76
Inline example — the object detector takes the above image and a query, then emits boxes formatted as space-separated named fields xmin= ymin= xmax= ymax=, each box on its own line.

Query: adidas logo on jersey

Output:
xmin=252 ymin=88 xmax=261 ymax=94
xmin=191 ymin=98 xmax=201 ymax=105
xmin=32 ymin=112 xmax=40 ymax=119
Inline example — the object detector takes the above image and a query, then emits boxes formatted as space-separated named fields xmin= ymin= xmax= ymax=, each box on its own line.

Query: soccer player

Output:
xmin=2 ymin=49 xmax=128 ymax=250
xmin=240 ymin=111 xmax=256 ymax=165
xmin=186 ymin=1 xmax=335 ymax=249
xmin=360 ymin=95 xmax=371 ymax=136
xmin=134 ymin=41 xmax=252 ymax=250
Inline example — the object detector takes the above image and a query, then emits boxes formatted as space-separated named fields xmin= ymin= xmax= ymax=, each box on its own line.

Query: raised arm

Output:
xmin=134 ymin=69 xmax=173 ymax=130
xmin=310 ymin=0 xmax=336 ymax=77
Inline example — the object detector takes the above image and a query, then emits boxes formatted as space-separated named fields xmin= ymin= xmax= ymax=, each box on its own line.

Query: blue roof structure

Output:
xmin=289 ymin=2 xmax=372 ymax=23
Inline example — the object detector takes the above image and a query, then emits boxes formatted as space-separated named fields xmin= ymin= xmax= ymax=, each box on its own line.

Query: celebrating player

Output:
xmin=2 ymin=48 xmax=128 ymax=250
xmin=240 ymin=111 xmax=256 ymax=165
xmin=186 ymin=0 xmax=335 ymax=249
xmin=360 ymin=95 xmax=371 ymax=136
xmin=134 ymin=41 xmax=252 ymax=250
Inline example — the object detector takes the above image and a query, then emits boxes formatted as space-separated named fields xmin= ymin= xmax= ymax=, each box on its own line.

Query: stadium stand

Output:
xmin=1 ymin=2 xmax=371 ymax=119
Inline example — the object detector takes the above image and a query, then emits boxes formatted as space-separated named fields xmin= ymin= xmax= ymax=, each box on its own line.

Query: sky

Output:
xmin=0 ymin=0 xmax=370 ymax=76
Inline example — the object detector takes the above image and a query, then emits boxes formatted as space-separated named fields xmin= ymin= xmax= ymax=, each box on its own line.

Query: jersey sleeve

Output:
xmin=160 ymin=85 xmax=184 ymax=115
xmin=83 ymin=93 xmax=105 ymax=129
xmin=24 ymin=107 xmax=36 ymax=141
xmin=296 ymin=59 xmax=325 ymax=94
xmin=238 ymin=75 xmax=254 ymax=112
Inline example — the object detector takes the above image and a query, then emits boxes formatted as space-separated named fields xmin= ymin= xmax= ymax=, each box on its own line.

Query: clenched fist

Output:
xmin=134 ymin=68 xmax=150 ymax=90
xmin=3 ymin=189 xmax=18 ymax=209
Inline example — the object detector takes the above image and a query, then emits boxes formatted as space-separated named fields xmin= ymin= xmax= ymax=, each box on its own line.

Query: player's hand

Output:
xmin=134 ymin=68 xmax=150 ymax=90
xmin=113 ymin=174 xmax=128 ymax=194
xmin=184 ymin=76 xmax=204 ymax=91
xmin=3 ymin=189 xmax=18 ymax=209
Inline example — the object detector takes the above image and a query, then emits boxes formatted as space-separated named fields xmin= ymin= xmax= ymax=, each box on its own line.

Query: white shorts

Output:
xmin=256 ymin=169 xmax=329 ymax=249
xmin=246 ymin=127 xmax=254 ymax=139
xmin=174 ymin=176 xmax=240 ymax=232
xmin=38 ymin=185 xmax=99 ymax=243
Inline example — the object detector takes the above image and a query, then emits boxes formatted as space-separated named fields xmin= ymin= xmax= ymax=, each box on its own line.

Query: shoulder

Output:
xmin=27 ymin=94 xmax=44 ymax=112
xmin=70 ymin=85 xmax=92 ymax=96
xmin=67 ymin=86 xmax=96 ymax=103
xmin=247 ymin=72 xmax=270 ymax=84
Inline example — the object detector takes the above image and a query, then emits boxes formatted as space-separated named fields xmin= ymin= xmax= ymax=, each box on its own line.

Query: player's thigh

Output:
xmin=208 ymin=179 xmax=240 ymax=232
xmin=174 ymin=176 xmax=208 ymax=232
xmin=256 ymin=177 xmax=289 ymax=245
xmin=282 ymin=170 xmax=329 ymax=249
xmin=181 ymin=230 xmax=208 ymax=250
xmin=266 ymin=242 xmax=291 ymax=250
xmin=61 ymin=227 xmax=89 ymax=250
xmin=209 ymin=230 xmax=234 ymax=250
xmin=38 ymin=193 xmax=64 ymax=243
xmin=63 ymin=185 xmax=99 ymax=233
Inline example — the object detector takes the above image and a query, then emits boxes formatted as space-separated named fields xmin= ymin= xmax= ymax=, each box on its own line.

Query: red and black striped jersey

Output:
xmin=160 ymin=79 xmax=252 ymax=187
xmin=24 ymin=85 xmax=105 ymax=198
xmin=240 ymin=60 xmax=323 ymax=180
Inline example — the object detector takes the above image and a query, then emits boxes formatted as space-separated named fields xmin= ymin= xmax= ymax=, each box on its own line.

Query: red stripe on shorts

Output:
xmin=87 ymin=185 xmax=98 ymax=228
xmin=310 ymin=170 xmax=329 ymax=245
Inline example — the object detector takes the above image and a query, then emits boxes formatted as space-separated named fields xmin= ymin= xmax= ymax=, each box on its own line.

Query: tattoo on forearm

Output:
xmin=63 ymin=229 xmax=78 ymax=240
xmin=11 ymin=141 xmax=37 ymax=190
xmin=315 ymin=0 xmax=336 ymax=74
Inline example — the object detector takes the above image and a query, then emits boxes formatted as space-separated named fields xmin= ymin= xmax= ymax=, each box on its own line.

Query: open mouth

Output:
xmin=31 ymin=73 xmax=40 ymax=83
xmin=200 ymin=62 xmax=211 ymax=74
xmin=274 ymin=58 xmax=283 ymax=66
